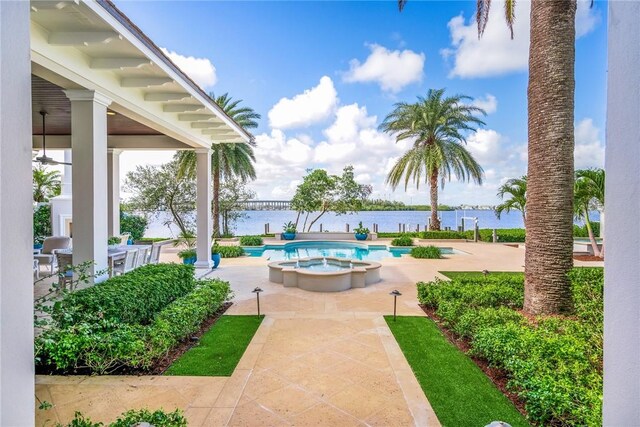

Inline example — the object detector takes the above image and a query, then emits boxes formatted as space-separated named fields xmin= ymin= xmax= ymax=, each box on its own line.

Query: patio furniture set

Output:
xmin=33 ymin=236 xmax=164 ymax=286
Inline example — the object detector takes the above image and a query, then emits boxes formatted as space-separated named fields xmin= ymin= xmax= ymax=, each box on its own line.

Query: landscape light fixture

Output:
xmin=390 ymin=289 xmax=402 ymax=321
xmin=252 ymin=287 xmax=263 ymax=316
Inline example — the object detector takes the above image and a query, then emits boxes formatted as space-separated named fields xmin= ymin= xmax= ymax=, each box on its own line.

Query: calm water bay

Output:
xmin=144 ymin=209 xmax=599 ymax=238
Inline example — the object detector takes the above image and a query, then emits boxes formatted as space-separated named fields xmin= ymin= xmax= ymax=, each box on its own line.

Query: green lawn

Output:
xmin=385 ymin=316 xmax=529 ymax=427
xmin=165 ymin=315 xmax=264 ymax=376
xmin=439 ymin=271 xmax=524 ymax=280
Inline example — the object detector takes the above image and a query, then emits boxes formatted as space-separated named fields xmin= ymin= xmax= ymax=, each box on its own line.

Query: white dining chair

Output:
xmin=113 ymin=249 xmax=138 ymax=276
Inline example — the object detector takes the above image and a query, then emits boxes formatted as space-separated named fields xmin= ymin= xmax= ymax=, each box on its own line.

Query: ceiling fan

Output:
xmin=33 ymin=110 xmax=72 ymax=166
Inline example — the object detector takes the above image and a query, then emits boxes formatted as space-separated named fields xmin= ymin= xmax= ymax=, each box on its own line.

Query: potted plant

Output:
xmin=282 ymin=221 xmax=297 ymax=240
xmin=107 ymin=236 xmax=121 ymax=250
xmin=354 ymin=222 xmax=369 ymax=241
xmin=178 ymin=248 xmax=197 ymax=265
xmin=211 ymin=240 xmax=221 ymax=269
xmin=34 ymin=236 xmax=45 ymax=251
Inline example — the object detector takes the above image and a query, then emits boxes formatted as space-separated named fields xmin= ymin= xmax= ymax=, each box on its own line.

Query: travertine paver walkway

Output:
xmin=37 ymin=241 xmax=596 ymax=426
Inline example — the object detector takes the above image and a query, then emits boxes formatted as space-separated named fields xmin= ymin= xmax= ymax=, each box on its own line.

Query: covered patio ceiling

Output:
xmin=30 ymin=0 xmax=252 ymax=150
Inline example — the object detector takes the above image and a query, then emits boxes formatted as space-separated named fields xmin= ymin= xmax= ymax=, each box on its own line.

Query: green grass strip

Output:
xmin=165 ymin=315 xmax=264 ymax=376
xmin=385 ymin=316 xmax=529 ymax=427
xmin=439 ymin=271 xmax=524 ymax=280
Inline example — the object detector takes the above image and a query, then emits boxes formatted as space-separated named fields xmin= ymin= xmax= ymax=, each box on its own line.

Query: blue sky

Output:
xmin=115 ymin=0 xmax=607 ymax=205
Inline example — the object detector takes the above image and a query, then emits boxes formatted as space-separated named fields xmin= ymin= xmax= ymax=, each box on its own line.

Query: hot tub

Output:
xmin=268 ymin=257 xmax=381 ymax=292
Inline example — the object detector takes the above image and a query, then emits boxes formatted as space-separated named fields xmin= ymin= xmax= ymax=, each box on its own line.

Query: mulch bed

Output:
xmin=36 ymin=302 xmax=232 ymax=376
xmin=573 ymin=254 xmax=604 ymax=262
xmin=419 ymin=304 xmax=528 ymax=419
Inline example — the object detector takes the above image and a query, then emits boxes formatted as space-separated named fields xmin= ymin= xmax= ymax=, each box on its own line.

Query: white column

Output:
xmin=107 ymin=149 xmax=122 ymax=237
xmin=603 ymin=1 xmax=640 ymax=424
xmin=61 ymin=149 xmax=72 ymax=195
xmin=195 ymin=148 xmax=212 ymax=269
xmin=64 ymin=89 xmax=111 ymax=282
xmin=0 ymin=1 xmax=35 ymax=424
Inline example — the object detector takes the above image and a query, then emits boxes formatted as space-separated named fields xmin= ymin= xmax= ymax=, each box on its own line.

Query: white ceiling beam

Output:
xmin=90 ymin=57 xmax=151 ymax=70
xmin=191 ymin=122 xmax=225 ymax=129
xmin=144 ymin=92 xmax=191 ymax=102
xmin=163 ymin=104 xmax=206 ymax=113
xmin=201 ymin=129 xmax=236 ymax=135
xmin=30 ymin=2 xmax=69 ymax=12
xmin=210 ymin=135 xmax=240 ymax=141
xmin=48 ymin=31 xmax=120 ymax=46
xmin=178 ymin=113 xmax=216 ymax=122
xmin=121 ymin=77 xmax=173 ymax=88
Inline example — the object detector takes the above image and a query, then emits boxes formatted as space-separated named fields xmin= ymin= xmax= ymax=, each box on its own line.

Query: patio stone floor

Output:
xmin=36 ymin=240 xmax=601 ymax=426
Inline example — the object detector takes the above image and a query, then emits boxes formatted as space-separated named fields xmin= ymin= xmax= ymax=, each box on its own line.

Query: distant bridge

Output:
xmin=237 ymin=200 xmax=292 ymax=211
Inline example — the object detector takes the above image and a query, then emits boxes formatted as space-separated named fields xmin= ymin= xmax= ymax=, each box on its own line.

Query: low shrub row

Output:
xmin=377 ymin=232 xmax=421 ymax=238
xmin=53 ymin=263 xmax=196 ymax=326
xmin=55 ymin=408 xmax=186 ymax=427
xmin=573 ymin=221 xmax=601 ymax=238
xmin=217 ymin=245 xmax=245 ymax=258
xmin=36 ymin=266 xmax=232 ymax=374
xmin=420 ymin=230 xmax=467 ymax=239
xmin=391 ymin=234 xmax=414 ymax=246
xmin=416 ymin=268 xmax=603 ymax=426
xmin=239 ymin=235 xmax=264 ymax=246
xmin=411 ymin=246 xmax=442 ymax=259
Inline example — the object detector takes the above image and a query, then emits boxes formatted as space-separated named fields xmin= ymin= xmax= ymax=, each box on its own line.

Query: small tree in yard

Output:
xmin=124 ymin=160 xmax=196 ymax=236
xmin=218 ymin=178 xmax=256 ymax=237
xmin=291 ymin=166 xmax=371 ymax=232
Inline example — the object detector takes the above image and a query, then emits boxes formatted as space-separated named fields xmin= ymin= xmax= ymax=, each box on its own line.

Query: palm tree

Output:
xmin=495 ymin=176 xmax=527 ymax=225
xmin=398 ymin=0 xmax=578 ymax=315
xmin=574 ymin=168 xmax=605 ymax=257
xmin=32 ymin=165 xmax=61 ymax=203
xmin=175 ymin=92 xmax=260 ymax=237
xmin=380 ymin=89 xmax=485 ymax=230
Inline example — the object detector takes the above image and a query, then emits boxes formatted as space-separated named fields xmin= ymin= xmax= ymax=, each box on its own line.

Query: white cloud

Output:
xmin=268 ymin=76 xmax=338 ymax=130
xmin=160 ymin=48 xmax=217 ymax=89
xmin=471 ymin=94 xmax=498 ymax=114
xmin=343 ymin=44 xmax=425 ymax=93
xmin=466 ymin=129 xmax=503 ymax=164
xmin=442 ymin=0 xmax=599 ymax=79
xmin=574 ymin=118 xmax=604 ymax=169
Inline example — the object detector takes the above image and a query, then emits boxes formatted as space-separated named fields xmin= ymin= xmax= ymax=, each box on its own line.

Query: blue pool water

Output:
xmin=243 ymin=241 xmax=456 ymax=261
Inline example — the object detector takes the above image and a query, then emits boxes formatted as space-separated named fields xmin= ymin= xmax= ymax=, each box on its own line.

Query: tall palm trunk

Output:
xmin=429 ymin=169 xmax=440 ymax=230
xmin=212 ymin=151 xmax=221 ymax=238
xmin=583 ymin=209 xmax=602 ymax=257
xmin=524 ymin=0 xmax=577 ymax=315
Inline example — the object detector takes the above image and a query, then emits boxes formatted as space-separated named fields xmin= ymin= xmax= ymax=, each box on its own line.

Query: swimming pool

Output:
xmin=244 ymin=241 xmax=457 ymax=261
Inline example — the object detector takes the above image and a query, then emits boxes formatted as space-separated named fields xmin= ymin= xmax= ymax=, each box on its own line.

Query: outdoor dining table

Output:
xmin=57 ymin=244 xmax=152 ymax=277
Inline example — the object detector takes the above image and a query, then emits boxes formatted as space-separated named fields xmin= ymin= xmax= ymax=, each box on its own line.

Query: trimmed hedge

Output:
xmin=217 ymin=245 xmax=245 ymax=258
xmin=53 ymin=264 xmax=195 ymax=326
xmin=239 ymin=235 xmax=263 ymax=246
xmin=417 ymin=268 xmax=603 ymax=426
xmin=36 ymin=270 xmax=232 ymax=374
xmin=573 ymin=222 xmax=600 ymax=238
xmin=421 ymin=230 xmax=467 ymax=239
xmin=391 ymin=235 xmax=414 ymax=246
xmin=411 ymin=246 xmax=442 ymax=259
xmin=378 ymin=232 xmax=421 ymax=238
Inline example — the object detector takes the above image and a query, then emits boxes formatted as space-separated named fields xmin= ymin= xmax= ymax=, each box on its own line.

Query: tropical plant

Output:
xmin=216 ymin=245 xmax=245 ymax=258
xmin=119 ymin=208 xmax=148 ymax=242
xmin=211 ymin=240 xmax=220 ymax=255
xmin=495 ymin=176 xmax=527 ymax=224
xmin=124 ymin=160 xmax=196 ymax=236
xmin=239 ymin=235 xmax=263 ymax=246
xmin=391 ymin=235 xmax=414 ymax=246
xmin=398 ymin=0 xmax=580 ymax=325
xmin=283 ymin=221 xmax=297 ymax=233
xmin=107 ymin=236 xmax=121 ymax=246
xmin=218 ymin=178 xmax=256 ymax=237
xmin=354 ymin=222 xmax=370 ymax=235
xmin=175 ymin=93 xmax=260 ymax=237
xmin=575 ymin=168 xmax=605 ymax=257
xmin=380 ymin=89 xmax=485 ymax=231
xmin=291 ymin=166 xmax=372 ymax=232
xmin=411 ymin=246 xmax=442 ymax=259
xmin=33 ymin=165 xmax=61 ymax=203
xmin=33 ymin=204 xmax=52 ymax=244
xmin=177 ymin=248 xmax=197 ymax=260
